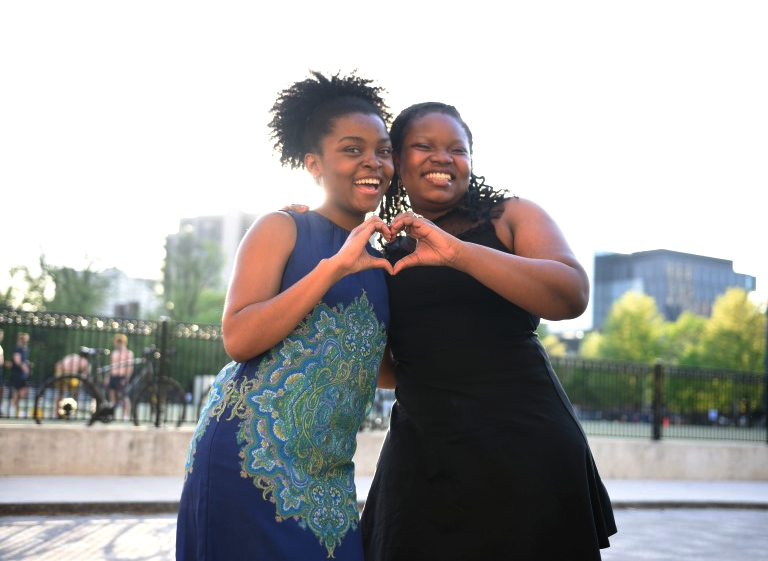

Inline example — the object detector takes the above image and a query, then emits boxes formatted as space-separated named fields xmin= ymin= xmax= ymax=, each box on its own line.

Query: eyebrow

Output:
xmin=337 ymin=135 xmax=391 ymax=144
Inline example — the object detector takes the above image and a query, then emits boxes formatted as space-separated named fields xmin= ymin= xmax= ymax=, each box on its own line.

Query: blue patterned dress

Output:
xmin=176 ymin=211 xmax=389 ymax=561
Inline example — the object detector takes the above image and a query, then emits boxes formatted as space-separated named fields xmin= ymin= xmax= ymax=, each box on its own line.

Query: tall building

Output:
xmin=593 ymin=249 xmax=756 ymax=330
xmin=97 ymin=268 xmax=161 ymax=318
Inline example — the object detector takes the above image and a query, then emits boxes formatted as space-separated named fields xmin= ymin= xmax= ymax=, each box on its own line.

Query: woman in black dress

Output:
xmin=360 ymin=103 xmax=617 ymax=561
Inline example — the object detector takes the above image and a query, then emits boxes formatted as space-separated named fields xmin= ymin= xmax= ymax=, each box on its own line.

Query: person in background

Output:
xmin=106 ymin=334 xmax=134 ymax=420
xmin=53 ymin=348 xmax=90 ymax=399
xmin=360 ymin=102 xmax=617 ymax=560
xmin=9 ymin=332 xmax=31 ymax=418
xmin=176 ymin=70 xmax=395 ymax=561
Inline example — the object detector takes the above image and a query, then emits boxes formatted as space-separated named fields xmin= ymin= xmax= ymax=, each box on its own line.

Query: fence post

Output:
xmin=156 ymin=317 xmax=172 ymax=428
xmin=652 ymin=359 xmax=663 ymax=441
xmin=157 ymin=316 xmax=171 ymax=380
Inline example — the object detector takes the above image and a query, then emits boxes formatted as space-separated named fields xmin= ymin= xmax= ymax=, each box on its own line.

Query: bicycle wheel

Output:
xmin=196 ymin=384 xmax=212 ymax=418
xmin=33 ymin=375 xmax=103 ymax=425
xmin=131 ymin=376 xmax=187 ymax=428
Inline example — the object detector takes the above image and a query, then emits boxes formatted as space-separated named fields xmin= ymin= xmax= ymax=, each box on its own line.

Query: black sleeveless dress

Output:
xmin=360 ymin=203 xmax=616 ymax=561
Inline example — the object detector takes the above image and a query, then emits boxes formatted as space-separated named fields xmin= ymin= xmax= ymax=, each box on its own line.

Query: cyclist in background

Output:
xmin=52 ymin=349 xmax=90 ymax=408
xmin=106 ymin=334 xmax=134 ymax=421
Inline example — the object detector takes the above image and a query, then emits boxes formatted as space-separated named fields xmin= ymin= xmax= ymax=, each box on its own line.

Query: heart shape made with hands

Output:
xmin=382 ymin=234 xmax=418 ymax=264
xmin=282 ymin=204 xmax=422 ymax=263
xmin=376 ymin=211 xmax=424 ymax=239
xmin=369 ymin=216 xmax=421 ymax=262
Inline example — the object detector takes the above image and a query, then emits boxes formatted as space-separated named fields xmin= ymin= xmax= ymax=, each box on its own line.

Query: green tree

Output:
xmin=578 ymin=331 xmax=602 ymax=359
xmin=597 ymin=291 xmax=665 ymax=363
xmin=663 ymin=311 xmax=707 ymax=365
xmin=163 ymin=229 xmax=225 ymax=322
xmin=2 ymin=254 xmax=113 ymax=314
xmin=695 ymin=288 xmax=765 ymax=372
xmin=47 ymin=263 xmax=111 ymax=314
xmin=2 ymin=257 xmax=55 ymax=311
xmin=190 ymin=289 xmax=227 ymax=324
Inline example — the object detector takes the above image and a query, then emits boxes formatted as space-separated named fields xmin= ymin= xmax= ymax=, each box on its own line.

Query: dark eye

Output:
xmin=378 ymin=147 xmax=393 ymax=156
xmin=344 ymin=146 xmax=362 ymax=155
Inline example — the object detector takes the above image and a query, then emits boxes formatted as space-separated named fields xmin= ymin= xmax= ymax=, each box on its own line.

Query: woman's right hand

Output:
xmin=223 ymin=212 xmax=393 ymax=362
xmin=329 ymin=215 xmax=394 ymax=277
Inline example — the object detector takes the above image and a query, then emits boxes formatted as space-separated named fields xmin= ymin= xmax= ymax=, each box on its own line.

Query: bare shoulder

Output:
xmin=239 ymin=211 xmax=297 ymax=247
xmin=494 ymin=196 xmax=550 ymax=250
xmin=231 ymin=211 xmax=297 ymax=274
xmin=495 ymin=196 xmax=569 ymax=255
xmin=499 ymin=196 xmax=551 ymax=219
xmin=249 ymin=210 xmax=296 ymax=232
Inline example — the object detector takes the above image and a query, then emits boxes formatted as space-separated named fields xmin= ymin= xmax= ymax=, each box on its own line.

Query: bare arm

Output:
xmin=391 ymin=198 xmax=589 ymax=321
xmin=223 ymin=212 xmax=393 ymax=362
xmin=13 ymin=350 xmax=28 ymax=373
xmin=376 ymin=342 xmax=396 ymax=389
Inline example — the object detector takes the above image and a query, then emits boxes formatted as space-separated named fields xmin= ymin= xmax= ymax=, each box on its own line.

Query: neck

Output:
xmin=314 ymin=205 xmax=367 ymax=231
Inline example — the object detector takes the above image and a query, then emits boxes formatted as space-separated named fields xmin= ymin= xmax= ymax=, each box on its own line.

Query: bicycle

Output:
xmin=33 ymin=345 xmax=187 ymax=427
xmin=129 ymin=346 xmax=188 ymax=428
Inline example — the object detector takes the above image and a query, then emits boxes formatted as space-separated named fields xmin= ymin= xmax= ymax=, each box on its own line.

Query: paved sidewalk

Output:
xmin=2 ymin=475 xmax=768 ymax=515
xmin=1 ymin=477 xmax=768 ymax=561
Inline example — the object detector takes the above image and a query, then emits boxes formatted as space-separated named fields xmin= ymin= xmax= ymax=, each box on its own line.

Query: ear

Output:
xmin=305 ymin=153 xmax=322 ymax=183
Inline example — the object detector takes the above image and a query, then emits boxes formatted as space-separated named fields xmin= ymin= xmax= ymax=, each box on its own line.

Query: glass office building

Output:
xmin=593 ymin=249 xmax=756 ymax=330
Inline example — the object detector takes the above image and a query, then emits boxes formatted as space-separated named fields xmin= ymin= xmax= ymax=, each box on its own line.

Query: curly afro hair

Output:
xmin=268 ymin=70 xmax=392 ymax=170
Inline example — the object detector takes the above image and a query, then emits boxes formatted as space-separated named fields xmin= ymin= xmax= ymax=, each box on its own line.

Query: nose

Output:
xmin=363 ymin=151 xmax=383 ymax=168
xmin=430 ymin=148 xmax=453 ymax=163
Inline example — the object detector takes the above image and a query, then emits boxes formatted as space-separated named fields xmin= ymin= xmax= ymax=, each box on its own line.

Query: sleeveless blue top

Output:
xmin=178 ymin=211 xmax=389 ymax=560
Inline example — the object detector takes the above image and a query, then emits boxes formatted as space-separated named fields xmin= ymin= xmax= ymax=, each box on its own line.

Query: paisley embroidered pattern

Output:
xmin=185 ymin=292 xmax=385 ymax=557
xmin=184 ymin=361 xmax=255 ymax=476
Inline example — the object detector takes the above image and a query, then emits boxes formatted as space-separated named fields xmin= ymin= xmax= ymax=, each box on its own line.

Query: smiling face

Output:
xmin=396 ymin=112 xmax=472 ymax=218
xmin=306 ymin=112 xmax=393 ymax=230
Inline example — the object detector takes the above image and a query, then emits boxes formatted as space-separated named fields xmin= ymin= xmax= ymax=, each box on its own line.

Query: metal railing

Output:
xmin=2 ymin=309 xmax=766 ymax=442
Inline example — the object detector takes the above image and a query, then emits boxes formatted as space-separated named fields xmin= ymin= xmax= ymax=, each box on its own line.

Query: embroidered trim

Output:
xmin=185 ymin=292 xmax=385 ymax=557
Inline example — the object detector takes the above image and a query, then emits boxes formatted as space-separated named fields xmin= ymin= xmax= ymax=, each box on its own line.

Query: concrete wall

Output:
xmin=1 ymin=425 xmax=767 ymax=480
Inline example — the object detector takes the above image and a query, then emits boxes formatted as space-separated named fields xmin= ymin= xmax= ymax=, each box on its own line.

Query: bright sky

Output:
xmin=1 ymin=1 xmax=766 ymax=332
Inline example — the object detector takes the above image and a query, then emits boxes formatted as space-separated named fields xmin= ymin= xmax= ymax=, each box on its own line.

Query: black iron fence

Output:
xmin=1 ymin=310 xmax=766 ymax=442
xmin=553 ymin=357 xmax=766 ymax=443
xmin=0 ymin=310 xmax=229 ymax=426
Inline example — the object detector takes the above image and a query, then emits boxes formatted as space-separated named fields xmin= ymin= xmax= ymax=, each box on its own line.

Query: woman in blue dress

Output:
xmin=176 ymin=70 xmax=395 ymax=561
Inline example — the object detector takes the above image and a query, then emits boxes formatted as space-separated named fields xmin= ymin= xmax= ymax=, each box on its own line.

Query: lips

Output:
xmin=424 ymin=172 xmax=453 ymax=181
xmin=422 ymin=171 xmax=454 ymax=186
xmin=354 ymin=177 xmax=384 ymax=193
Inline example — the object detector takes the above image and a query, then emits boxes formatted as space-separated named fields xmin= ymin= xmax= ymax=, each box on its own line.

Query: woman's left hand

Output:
xmin=388 ymin=212 xmax=461 ymax=273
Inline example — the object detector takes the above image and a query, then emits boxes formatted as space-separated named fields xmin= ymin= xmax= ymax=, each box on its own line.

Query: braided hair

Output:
xmin=379 ymin=102 xmax=508 ymax=224
xmin=268 ymin=70 xmax=393 ymax=170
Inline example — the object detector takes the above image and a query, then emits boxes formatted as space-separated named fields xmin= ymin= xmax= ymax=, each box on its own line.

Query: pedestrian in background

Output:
xmin=9 ymin=332 xmax=31 ymax=418
xmin=106 ymin=334 xmax=134 ymax=420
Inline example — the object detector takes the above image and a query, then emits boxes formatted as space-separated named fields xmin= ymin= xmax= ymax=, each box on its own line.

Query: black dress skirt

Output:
xmin=361 ymin=207 xmax=616 ymax=561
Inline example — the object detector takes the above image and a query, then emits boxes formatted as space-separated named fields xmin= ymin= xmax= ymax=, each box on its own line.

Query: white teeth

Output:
xmin=355 ymin=179 xmax=380 ymax=186
xmin=425 ymin=173 xmax=451 ymax=181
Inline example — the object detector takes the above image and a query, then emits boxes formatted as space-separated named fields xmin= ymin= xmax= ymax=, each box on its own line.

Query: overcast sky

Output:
xmin=1 ymin=1 xmax=766 ymax=331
